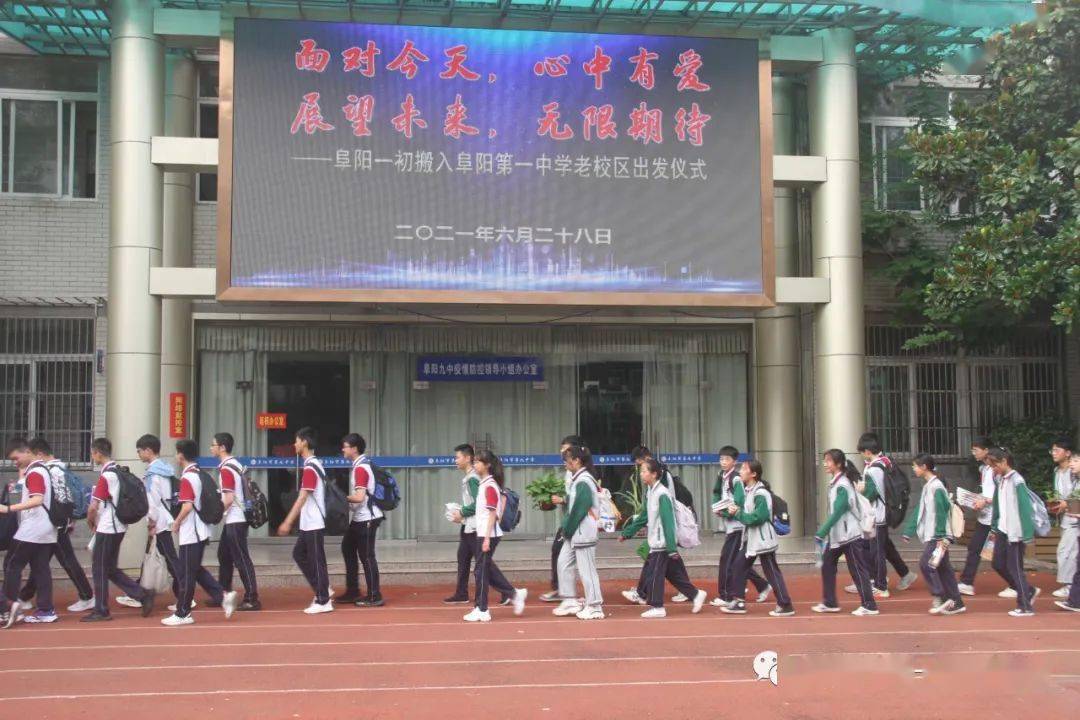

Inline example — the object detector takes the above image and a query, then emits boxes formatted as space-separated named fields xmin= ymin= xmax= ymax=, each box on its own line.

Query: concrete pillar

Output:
xmin=808 ymin=28 xmax=865 ymax=515
xmin=753 ymin=76 xmax=804 ymax=535
xmin=160 ymin=53 xmax=196 ymax=459
xmin=107 ymin=0 xmax=164 ymax=566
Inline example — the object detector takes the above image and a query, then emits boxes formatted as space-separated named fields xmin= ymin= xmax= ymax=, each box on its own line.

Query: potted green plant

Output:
xmin=525 ymin=471 xmax=565 ymax=511
xmin=1067 ymin=485 xmax=1080 ymax=516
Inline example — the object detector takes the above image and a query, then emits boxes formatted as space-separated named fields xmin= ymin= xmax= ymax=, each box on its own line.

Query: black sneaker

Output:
xmin=358 ymin=597 xmax=385 ymax=607
xmin=140 ymin=591 xmax=157 ymax=618
xmin=721 ymin=600 xmax=747 ymax=614
xmin=443 ymin=595 xmax=470 ymax=604
xmin=80 ymin=612 xmax=113 ymax=623
xmin=236 ymin=600 xmax=262 ymax=612
xmin=335 ymin=591 xmax=363 ymax=604
xmin=499 ymin=596 xmax=513 ymax=606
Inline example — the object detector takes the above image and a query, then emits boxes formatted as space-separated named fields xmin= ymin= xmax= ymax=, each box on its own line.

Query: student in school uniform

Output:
xmin=82 ymin=437 xmax=156 ymax=623
xmin=278 ymin=427 xmax=333 ymax=615
xmin=902 ymin=454 xmax=966 ymax=615
xmin=721 ymin=460 xmax=794 ymax=616
xmin=446 ymin=443 xmax=480 ymax=604
xmin=553 ymin=445 xmax=605 ymax=620
xmin=160 ymin=440 xmax=238 ymax=626
xmin=1055 ymin=453 xmax=1080 ymax=612
xmin=540 ymin=435 xmax=585 ymax=603
xmin=619 ymin=457 xmax=705 ymax=618
xmin=0 ymin=448 xmax=59 ymax=626
xmin=14 ymin=437 xmax=95 ymax=615
xmin=211 ymin=433 xmax=261 ymax=611
xmin=1049 ymin=437 xmax=1077 ymax=600
xmin=1 ymin=438 xmax=34 ymax=625
xmin=958 ymin=436 xmax=998 ymax=597
xmin=621 ymin=446 xmax=684 ymax=605
xmin=711 ymin=446 xmax=770 ymax=609
xmin=853 ymin=432 xmax=918 ymax=598
xmin=987 ymin=447 xmax=1039 ymax=616
xmin=813 ymin=448 xmax=878 ymax=616
xmin=342 ymin=433 xmax=384 ymax=607
xmin=463 ymin=450 xmax=527 ymax=622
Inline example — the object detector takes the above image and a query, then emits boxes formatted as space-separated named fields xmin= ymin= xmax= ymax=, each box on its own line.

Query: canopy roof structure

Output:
xmin=0 ymin=0 xmax=1037 ymax=60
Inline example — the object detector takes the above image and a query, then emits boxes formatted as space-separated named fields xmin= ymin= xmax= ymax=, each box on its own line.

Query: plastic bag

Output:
xmin=139 ymin=542 xmax=171 ymax=594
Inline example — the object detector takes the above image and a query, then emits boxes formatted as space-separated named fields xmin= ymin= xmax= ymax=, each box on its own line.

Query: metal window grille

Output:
xmin=0 ymin=315 xmax=95 ymax=468
xmin=866 ymin=326 xmax=1063 ymax=458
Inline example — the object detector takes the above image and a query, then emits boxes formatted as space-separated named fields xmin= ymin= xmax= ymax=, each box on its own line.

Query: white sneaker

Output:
xmin=691 ymin=589 xmax=707 ymax=614
xmin=222 ymin=591 xmax=238 ymax=620
xmin=116 ymin=596 xmax=142 ymax=609
xmin=575 ymin=606 xmax=605 ymax=620
xmin=930 ymin=599 xmax=954 ymax=615
xmin=998 ymin=588 xmax=1018 ymax=599
xmin=161 ymin=614 xmax=194 ymax=627
xmin=1054 ymin=601 xmax=1080 ymax=612
xmin=512 ymin=588 xmax=527 ymax=616
xmin=852 ymin=606 xmax=880 ymax=616
xmin=769 ymin=605 xmax=796 ymax=617
xmin=898 ymin=572 xmax=919 ymax=591
xmin=843 ymin=584 xmax=858 ymax=595
xmin=67 ymin=598 xmax=95 ymax=613
xmin=671 ymin=593 xmax=688 ymax=603
xmin=463 ymin=608 xmax=491 ymax=622
xmin=1008 ymin=608 xmax=1034 ymax=617
xmin=303 ymin=600 xmax=334 ymax=615
xmin=538 ymin=590 xmax=560 ymax=603
xmin=957 ymin=583 xmax=975 ymax=597
xmin=640 ymin=607 xmax=667 ymax=619
xmin=1053 ymin=586 xmax=1070 ymax=599
xmin=756 ymin=585 xmax=772 ymax=603
xmin=553 ymin=599 xmax=584 ymax=617
xmin=872 ymin=588 xmax=891 ymax=599
xmin=621 ymin=589 xmax=646 ymax=605
xmin=1031 ymin=587 xmax=1042 ymax=601
xmin=811 ymin=603 xmax=841 ymax=613
xmin=709 ymin=597 xmax=728 ymax=607
xmin=721 ymin=601 xmax=747 ymax=615
xmin=167 ymin=600 xmax=197 ymax=613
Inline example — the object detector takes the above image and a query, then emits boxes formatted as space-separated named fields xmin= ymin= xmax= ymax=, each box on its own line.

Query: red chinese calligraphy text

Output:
xmin=392 ymin=93 xmax=428 ymax=139
xmin=443 ymin=94 xmax=479 ymax=139
xmin=581 ymin=104 xmax=618 ymax=141
xmin=675 ymin=102 xmax=712 ymax=147
xmin=628 ymin=47 xmax=659 ymax=90
xmin=581 ymin=46 xmax=612 ymax=90
xmin=533 ymin=54 xmax=570 ymax=78
xmin=628 ymin=101 xmax=663 ymax=145
xmin=440 ymin=44 xmax=480 ymax=81
xmin=342 ymin=41 xmax=381 ymax=77
xmin=343 ymin=94 xmax=375 ymax=137
xmin=295 ymin=39 xmax=330 ymax=73
xmin=387 ymin=40 xmax=430 ymax=79
xmin=674 ymin=49 xmax=711 ymax=92
xmin=537 ymin=102 xmax=574 ymax=140
xmin=290 ymin=92 xmax=334 ymax=135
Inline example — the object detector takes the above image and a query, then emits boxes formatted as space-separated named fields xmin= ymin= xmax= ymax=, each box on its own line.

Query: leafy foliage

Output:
xmin=905 ymin=1 xmax=1080 ymax=347
xmin=988 ymin=415 xmax=1076 ymax=500
xmin=863 ymin=209 xmax=944 ymax=325
xmin=524 ymin=471 xmax=564 ymax=510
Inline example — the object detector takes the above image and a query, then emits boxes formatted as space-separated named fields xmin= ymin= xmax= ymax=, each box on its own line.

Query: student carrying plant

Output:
xmin=539 ymin=435 xmax=585 ymax=603
xmin=721 ymin=459 xmax=794 ymax=616
xmin=553 ymin=445 xmax=605 ymax=620
xmin=902 ymin=454 xmax=965 ymax=615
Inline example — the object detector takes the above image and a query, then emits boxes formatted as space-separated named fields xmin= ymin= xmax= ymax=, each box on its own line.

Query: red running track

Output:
xmin=1 ymin=570 xmax=1077 ymax=720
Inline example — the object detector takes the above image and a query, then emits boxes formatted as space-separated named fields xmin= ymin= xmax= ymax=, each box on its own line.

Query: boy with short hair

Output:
xmin=988 ymin=447 xmax=1039 ymax=616
xmin=445 ymin=443 xmax=480 ymax=604
xmin=902 ymin=454 xmax=965 ymax=615
xmin=1049 ymin=437 xmax=1077 ymax=600
xmin=83 ymin=438 xmax=156 ymax=622
xmin=278 ymin=427 xmax=333 ymax=614
xmin=342 ymin=433 xmax=384 ymax=607
xmin=854 ymin=432 xmax=918 ymax=596
xmin=213 ymin=432 xmax=261 ymax=611
xmin=958 ymin=436 xmax=997 ymax=596
xmin=711 ymin=446 xmax=770 ymax=608
xmin=539 ymin=434 xmax=584 ymax=603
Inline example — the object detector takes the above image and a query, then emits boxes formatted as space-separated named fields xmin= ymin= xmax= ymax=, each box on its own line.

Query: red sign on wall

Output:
xmin=256 ymin=412 xmax=288 ymax=431
xmin=169 ymin=393 xmax=187 ymax=438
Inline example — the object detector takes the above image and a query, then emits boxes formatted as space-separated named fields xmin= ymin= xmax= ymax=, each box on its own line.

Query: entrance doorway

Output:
xmin=578 ymin=361 xmax=643 ymax=492
xmin=265 ymin=356 xmax=350 ymax=534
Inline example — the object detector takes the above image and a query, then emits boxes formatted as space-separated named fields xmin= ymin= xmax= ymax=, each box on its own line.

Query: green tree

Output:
xmin=906 ymin=0 xmax=1080 ymax=348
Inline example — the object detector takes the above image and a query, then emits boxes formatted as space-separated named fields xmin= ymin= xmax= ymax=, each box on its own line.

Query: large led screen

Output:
xmin=221 ymin=18 xmax=771 ymax=305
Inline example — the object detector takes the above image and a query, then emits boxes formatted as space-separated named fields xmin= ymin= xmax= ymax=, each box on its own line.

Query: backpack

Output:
xmin=310 ymin=463 xmax=351 ymax=535
xmin=31 ymin=462 xmax=75 ymax=528
xmin=770 ymin=491 xmax=792 ymax=536
xmin=674 ymin=498 xmax=700 ymax=548
xmin=1027 ymin=486 xmax=1051 ymax=537
xmin=852 ymin=483 xmax=877 ymax=536
xmin=195 ymin=468 xmax=225 ymax=525
xmin=497 ymin=487 xmax=523 ymax=533
xmin=873 ymin=456 xmax=911 ymax=528
xmin=224 ymin=460 xmax=268 ymax=529
xmin=110 ymin=465 xmax=149 ymax=525
xmin=0 ymin=483 xmax=18 ymax=551
xmin=948 ymin=494 xmax=966 ymax=539
xmin=50 ymin=463 xmax=91 ymax=520
xmin=368 ymin=462 xmax=401 ymax=512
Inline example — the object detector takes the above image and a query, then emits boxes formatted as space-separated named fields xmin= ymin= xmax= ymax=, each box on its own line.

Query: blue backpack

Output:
xmin=369 ymin=463 xmax=401 ymax=512
xmin=498 ymin=487 xmax=523 ymax=533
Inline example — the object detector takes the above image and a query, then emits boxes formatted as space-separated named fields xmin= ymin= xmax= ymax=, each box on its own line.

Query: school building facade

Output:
xmin=1 ymin=1 xmax=1076 ymax=558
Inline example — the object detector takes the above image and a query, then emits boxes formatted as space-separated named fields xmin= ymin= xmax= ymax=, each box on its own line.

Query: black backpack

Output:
xmin=223 ymin=460 xmax=268 ymax=529
xmin=30 ymin=462 xmax=76 ymax=528
xmin=769 ymin=491 xmax=792 ymax=536
xmin=368 ymin=462 xmax=401 ymax=512
xmin=874 ymin=455 xmax=911 ymax=528
xmin=0 ymin=482 xmax=17 ymax=551
xmin=195 ymin=468 xmax=225 ymax=525
xmin=111 ymin=465 xmax=149 ymax=525
xmin=310 ymin=463 xmax=350 ymax=535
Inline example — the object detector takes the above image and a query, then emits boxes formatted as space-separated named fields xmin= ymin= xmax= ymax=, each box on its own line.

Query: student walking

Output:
xmin=987 ymin=447 xmax=1039 ymax=616
xmin=721 ymin=460 xmax=794 ymax=616
xmin=445 ymin=444 xmax=480 ymax=604
xmin=855 ymin=432 xmax=918 ymax=597
xmin=278 ymin=427 xmax=333 ymax=615
xmin=553 ymin=445 xmax=605 ymax=620
xmin=342 ymin=433 xmax=384 ymax=607
xmin=1049 ymin=437 xmax=1077 ymax=600
xmin=619 ymin=457 xmax=705 ymax=618
xmin=161 ymin=440 xmax=238 ymax=626
xmin=813 ymin=449 xmax=878 ymax=616
xmin=213 ymin=433 xmax=261 ymax=611
xmin=0 ymin=452 xmax=59 ymax=626
xmin=958 ymin=436 xmax=998 ymax=596
xmin=712 ymin=446 xmax=770 ymax=608
xmin=464 ymin=450 xmax=526 ymax=623
xmin=83 ymin=438 xmax=156 ymax=622
xmin=1056 ymin=454 xmax=1080 ymax=613
xmin=539 ymin=435 xmax=584 ymax=603
xmin=902 ymin=454 xmax=965 ymax=615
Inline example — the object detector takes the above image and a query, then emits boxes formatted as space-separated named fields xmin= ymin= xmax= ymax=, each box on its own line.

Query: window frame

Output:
xmin=0 ymin=88 xmax=99 ymax=201
xmin=195 ymin=61 xmax=219 ymax=205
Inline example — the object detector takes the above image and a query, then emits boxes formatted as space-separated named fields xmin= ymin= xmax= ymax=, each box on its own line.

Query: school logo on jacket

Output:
xmin=753 ymin=650 xmax=779 ymax=686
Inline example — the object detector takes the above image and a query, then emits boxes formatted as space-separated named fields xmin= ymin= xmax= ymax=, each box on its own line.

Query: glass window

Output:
xmin=11 ymin=99 xmax=59 ymax=195
xmin=197 ymin=101 xmax=218 ymax=202
xmin=875 ymin=124 xmax=921 ymax=211
xmin=198 ymin=63 xmax=219 ymax=99
xmin=1 ymin=97 xmax=97 ymax=198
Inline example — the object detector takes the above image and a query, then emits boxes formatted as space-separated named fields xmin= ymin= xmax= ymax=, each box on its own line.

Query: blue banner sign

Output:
xmin=196 ymin=452 xmax=732 ymax=470
xmin=417 ymin=356 xmax=543 ymax=382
